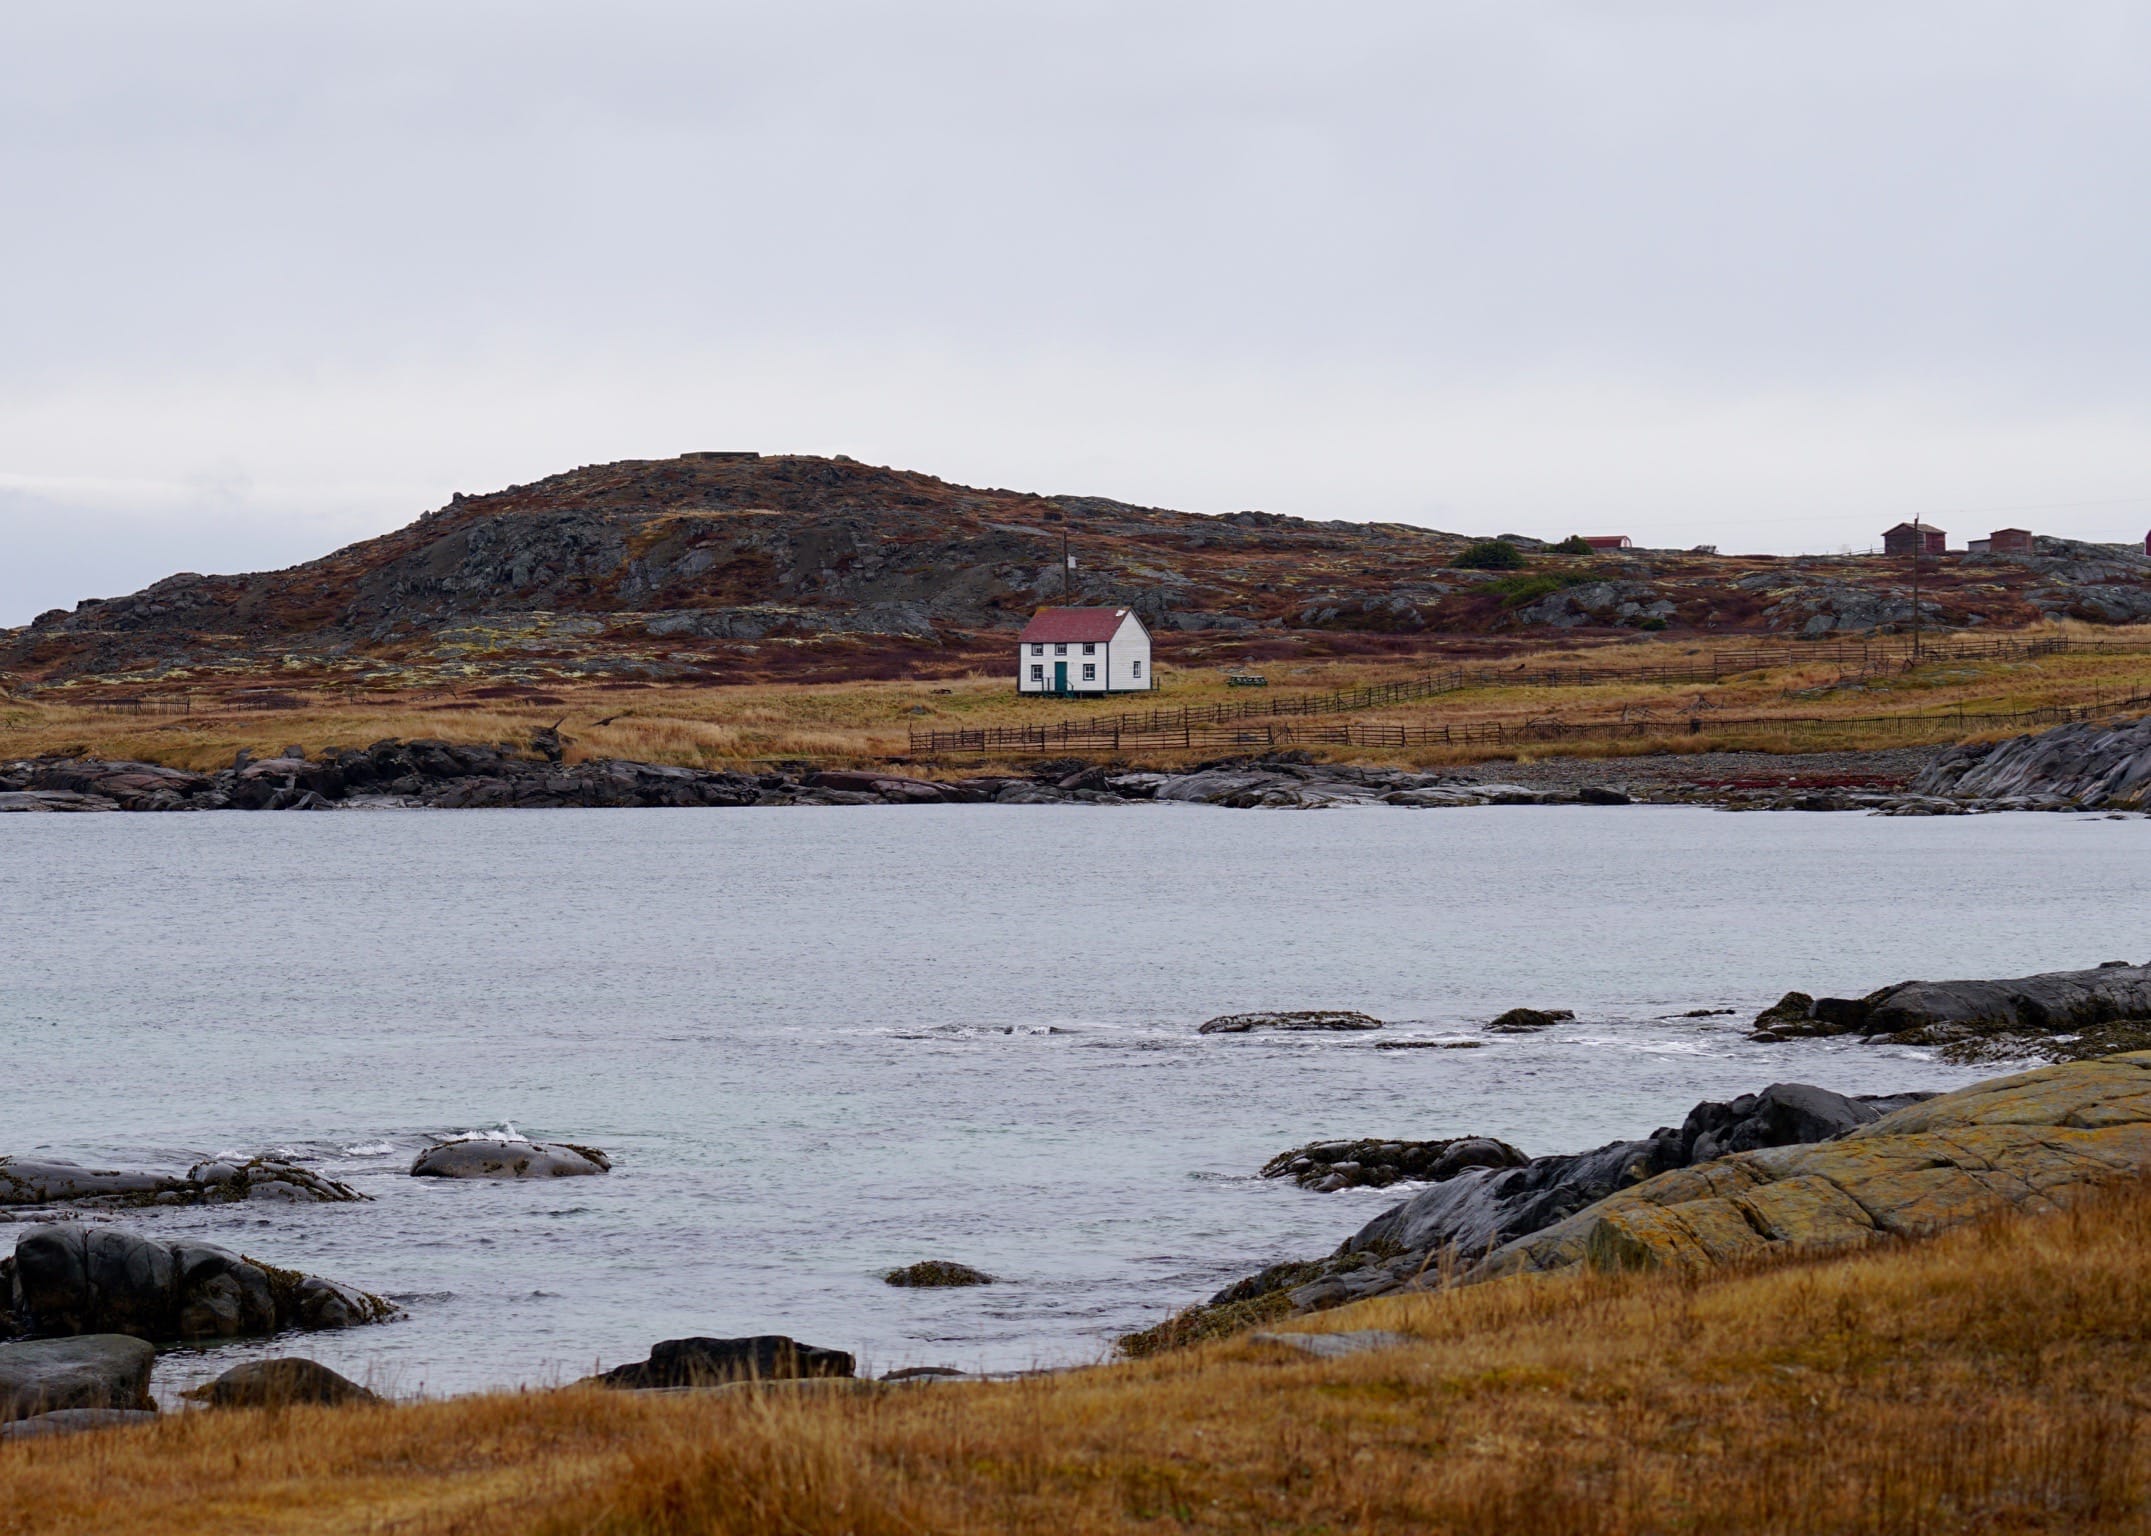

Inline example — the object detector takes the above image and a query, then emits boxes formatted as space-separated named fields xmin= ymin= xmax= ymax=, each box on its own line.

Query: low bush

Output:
xmin=1452 ymin=539 xmax=1527 ymax=571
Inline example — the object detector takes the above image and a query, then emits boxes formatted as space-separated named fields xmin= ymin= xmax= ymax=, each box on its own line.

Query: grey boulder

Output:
xmin=0 ymin=1408 xmax=160 ymax=1440
xmin=409 ymin=1139 xmax=611 ymax=1178
xmin=0 ymin=1334 xmax=155 ymax=1423
xmin=185 ymin=1357 xmax=381 ymax=1408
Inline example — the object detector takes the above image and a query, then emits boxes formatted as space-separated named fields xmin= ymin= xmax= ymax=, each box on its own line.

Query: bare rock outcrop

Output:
xmin=1479 ymin=1053 xmax=2151 ymax=1279
xmin=1913 ymin=714 xmax=2151 ymax=808
xmin=1131 ymin=1082 xmax=1930 ymax=1347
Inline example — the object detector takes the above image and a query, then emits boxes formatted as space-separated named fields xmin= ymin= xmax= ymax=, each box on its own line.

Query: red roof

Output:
xmin=1018 ymin=607 xmax=1136 ymax=644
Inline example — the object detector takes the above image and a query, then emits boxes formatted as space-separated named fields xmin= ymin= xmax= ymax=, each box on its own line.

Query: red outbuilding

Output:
xmin=1883 ymin=523 xmax=1947 ymax=556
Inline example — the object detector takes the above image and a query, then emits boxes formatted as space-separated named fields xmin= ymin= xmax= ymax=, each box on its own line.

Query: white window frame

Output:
xmin=1132 ymin=658 xmax=1143 ymax=678
xmin=1081 ymin=663 xmax=1096 ymax=681
xmin=1082 ymin=642 xmax=1096 ymax=655
xmin=1054 ymin=643 xmax=1067 ymax=656
xmin=1029 ymin=664 xmax=1044 ymax=682
xmin=1030 ymin=643 xmax=1043 ymax=656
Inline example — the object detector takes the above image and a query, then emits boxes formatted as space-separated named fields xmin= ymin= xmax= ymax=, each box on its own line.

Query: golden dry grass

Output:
xmin=9 ymin=1173 xmax=2151 ymax=1534
xmin=2 ymin=623 xmax=2149 ymax=774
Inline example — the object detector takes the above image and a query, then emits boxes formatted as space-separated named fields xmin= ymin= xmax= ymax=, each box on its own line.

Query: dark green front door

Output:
xmin=1054 ymin=661 xmax=1068 ymax=692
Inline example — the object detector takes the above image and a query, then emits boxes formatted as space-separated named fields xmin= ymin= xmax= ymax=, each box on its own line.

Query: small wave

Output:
xmin=342 ymin=1141 xmax=397 ymax=1156
xmin=439 ymin=1122 xmax=527 ymax=1144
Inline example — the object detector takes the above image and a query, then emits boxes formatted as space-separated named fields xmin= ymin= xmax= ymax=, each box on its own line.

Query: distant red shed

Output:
xmin=1883 ymin=522 xmax=1947 ymax=556
xmin=1580 ymin=535 xmax=1633 ymax=551
xmin=1988 ymin=528 xmax=2034 ymax=554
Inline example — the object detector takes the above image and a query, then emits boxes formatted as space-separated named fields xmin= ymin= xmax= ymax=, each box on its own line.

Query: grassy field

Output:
xmin=3 ymin=623 xmax=2149 ymax=775
xmin=5 ymin=1171 xmax=2148 ymax=1534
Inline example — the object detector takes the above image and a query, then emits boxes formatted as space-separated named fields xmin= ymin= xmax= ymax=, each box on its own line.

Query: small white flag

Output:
xmin=1065 ymin=554 xmax=1077 ymax=569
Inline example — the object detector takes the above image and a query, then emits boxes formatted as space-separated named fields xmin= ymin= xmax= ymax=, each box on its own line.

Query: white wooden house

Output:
xmin=1016 ymin=607 xmax=1154 ymax=694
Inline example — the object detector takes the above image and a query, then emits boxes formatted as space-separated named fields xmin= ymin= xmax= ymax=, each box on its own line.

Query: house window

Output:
xmin=1054 ymin=643 xmax=1067 ymax=655
xmin=1082 ymin=642 xmax=1096 ymax=655
xmin=1132 ymin=659 xmax=1143 ymax=678
xmin=1029 ymin=664 xmax=1044 ymax=682
xmin=1081 ymin=663 xmax=1096 ymax=681
xmin=1030 ymin=643 xmax=1043 ymax=656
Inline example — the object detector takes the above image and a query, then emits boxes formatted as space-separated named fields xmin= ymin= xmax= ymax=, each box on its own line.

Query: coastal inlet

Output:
xmin=3 ymin=804 xmax=2147 ymax=1393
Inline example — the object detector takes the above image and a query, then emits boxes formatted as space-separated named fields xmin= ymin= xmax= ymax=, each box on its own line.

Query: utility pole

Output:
xmin=1042 ymin=510 xmax=1072 ymax=601
xmin=1909 ymin=515 xmax=1923 ymax=660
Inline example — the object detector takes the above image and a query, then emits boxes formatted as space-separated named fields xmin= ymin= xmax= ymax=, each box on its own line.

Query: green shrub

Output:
xmin=1488 ymin=572 xmax=1589 ymax=607
xmin=1639 ymin=616 xmax=1669 ymax=631
xmin=1454 ymin=539 xmax=1527 ymax=571
xmin=1550 ymin=535 xmax=1594 ymax=555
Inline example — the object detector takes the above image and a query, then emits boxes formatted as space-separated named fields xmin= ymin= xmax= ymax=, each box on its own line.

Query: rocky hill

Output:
xmin=5 ymin=452 xmax=2148 ymax=687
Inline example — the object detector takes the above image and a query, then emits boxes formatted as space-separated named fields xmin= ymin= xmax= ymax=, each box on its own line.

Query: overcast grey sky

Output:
xmin=2 ymin=2 xmax=2146 ymax=624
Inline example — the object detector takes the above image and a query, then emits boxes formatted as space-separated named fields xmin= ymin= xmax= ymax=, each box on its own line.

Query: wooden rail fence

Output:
xmin=910 ymin=634 xmax=2100 ymax=755
xmin=916 ymin=690 xmax=2151 ymax=758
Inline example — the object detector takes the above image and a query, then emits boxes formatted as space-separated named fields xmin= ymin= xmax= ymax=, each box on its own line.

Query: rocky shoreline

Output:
xmin=4 ymin=718 xmax=2147 ymax=815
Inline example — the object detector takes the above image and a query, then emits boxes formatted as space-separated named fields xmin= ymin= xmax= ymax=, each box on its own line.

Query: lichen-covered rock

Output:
xmin=409 ymin=1139 xmax=611 ymax=1178
xmin=1197 ymin=1011 xmax=1383 ymax=1035
xmin=1481 ymin=1053 xmax=2151 ymax=1279
xmin=883 ymin=1261 xmax=994 ymax=1287
xmin=1 ymin=1226 xmax=394 ymax=1343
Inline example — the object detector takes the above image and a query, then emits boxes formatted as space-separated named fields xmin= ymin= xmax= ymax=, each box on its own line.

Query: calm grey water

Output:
xmin=3 ymin=804 xmax=2146 ymax=1399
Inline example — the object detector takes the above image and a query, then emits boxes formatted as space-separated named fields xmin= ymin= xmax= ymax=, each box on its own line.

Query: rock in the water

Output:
xmin=1197 ymin=1010 xmax=1383 ymax=1035
xmin=0 ymin=1408 xmax=160 ymax=1440
xmin=883 ymin=1261 xmax=994 ymax=1287
xmin=2 ymin=1225 xmax=395 ymax=1343
xmin=1485 ymin=1007 xmax=1575 ymax=1033
xmin=585 ymin=1335 xmax=855 ymax=1389
xmin=0 ymin=1155 xmax=361 ymax=1208
xmin=409 ymin=1139 xmax=611 ymax=1178
xmin=1749 ymin=964 xmax=2151 ymax=1059
xmin=0 ymin=1335 xmax=155 ymax=1423
xmin=185 ymin=1357 xmax=381 ymax=1408
xmin=1260 ymin=1135 xmax=1528 ymax=1192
